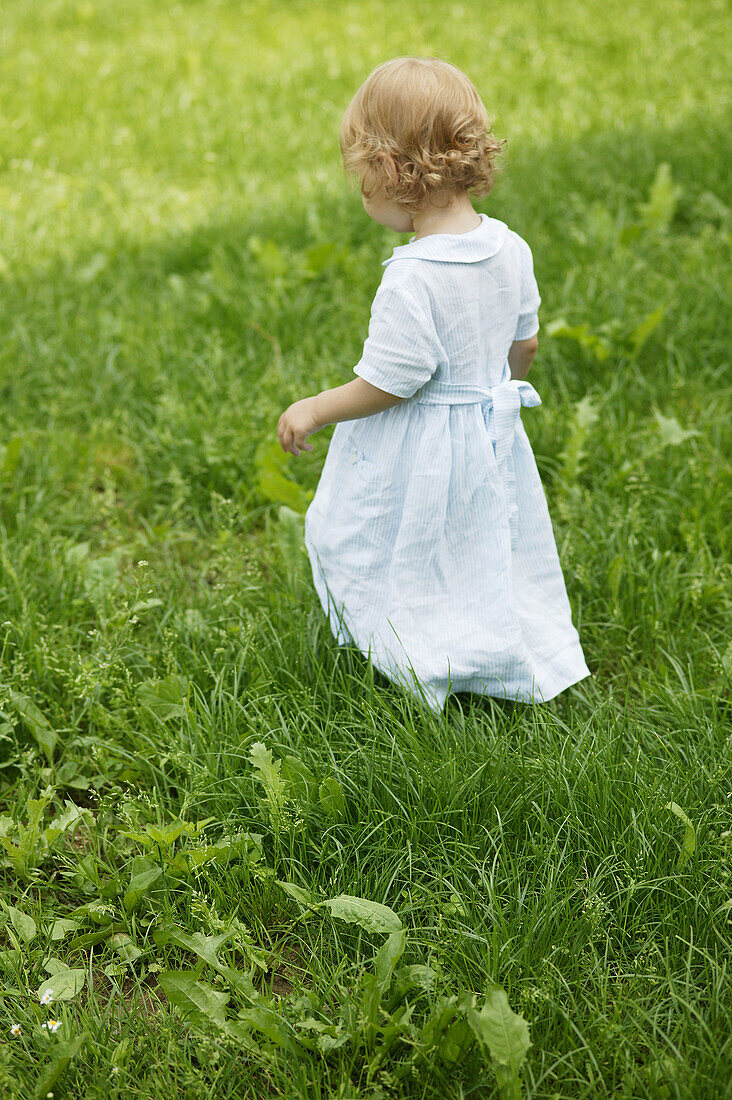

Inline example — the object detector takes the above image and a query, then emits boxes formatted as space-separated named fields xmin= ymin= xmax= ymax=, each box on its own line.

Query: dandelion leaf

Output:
xmin=10 ymin=691 xmax=57 ymax=764
xmin=8 ymin=906 xmax=36 ymax=944
xmin=37 ymin=968 xmax=86 ymax=1002
xmin=467 ymin=983 xmax=531 ymax=1100
xmin=325 ymin=894 xmax=402 ymax=933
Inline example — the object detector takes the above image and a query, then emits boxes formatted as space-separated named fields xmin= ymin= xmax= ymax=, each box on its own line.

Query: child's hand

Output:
xmin=277 ymin=396 xmax=322 ymax=456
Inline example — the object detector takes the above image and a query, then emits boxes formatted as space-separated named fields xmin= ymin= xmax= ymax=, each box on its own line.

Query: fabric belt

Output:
xmin=413 ymin=372 xmax=542 ymax=547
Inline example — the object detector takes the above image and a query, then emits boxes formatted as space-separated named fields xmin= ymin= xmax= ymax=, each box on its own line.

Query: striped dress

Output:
xmin=304 ymin=212 xmax=591 ymax=713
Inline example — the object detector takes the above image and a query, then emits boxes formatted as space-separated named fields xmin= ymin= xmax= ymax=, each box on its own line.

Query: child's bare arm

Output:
xmin=314 ymin=378 xmax=404 ymax=427
xmin=508 ymin=334 xmax=538 ymax=380
xmin=278 ymin=379 xmax=403 ymax=456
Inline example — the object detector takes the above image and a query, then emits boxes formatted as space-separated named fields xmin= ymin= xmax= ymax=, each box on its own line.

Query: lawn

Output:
xmin=0 ymin=1 xmax=730 ymax=1096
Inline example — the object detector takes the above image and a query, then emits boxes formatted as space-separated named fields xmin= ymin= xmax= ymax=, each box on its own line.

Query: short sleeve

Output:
xmin=512 ymin=234 xmax=541 ymax=341
xmin=353 ymin=276 xmax=444 ymax=399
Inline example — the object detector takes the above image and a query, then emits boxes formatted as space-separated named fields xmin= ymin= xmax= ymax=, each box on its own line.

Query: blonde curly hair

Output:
xmin=339 ymin=57 xmax=506 ymax=214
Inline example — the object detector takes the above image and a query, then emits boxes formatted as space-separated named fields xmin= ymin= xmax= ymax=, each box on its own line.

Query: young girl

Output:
xmin=277 ymin=56 xmax=592 ymax=714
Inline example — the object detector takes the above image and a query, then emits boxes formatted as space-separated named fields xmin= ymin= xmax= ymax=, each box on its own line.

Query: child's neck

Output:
xmin=411 ymin=190 xmax=482 ymax=240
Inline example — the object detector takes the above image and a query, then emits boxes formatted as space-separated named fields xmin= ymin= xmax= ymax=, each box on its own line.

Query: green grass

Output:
xmin=0 ymin=1 xmax=730 ymax=1096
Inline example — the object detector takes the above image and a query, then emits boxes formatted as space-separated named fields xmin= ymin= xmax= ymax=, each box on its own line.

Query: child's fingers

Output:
xmin=295 ymin=430 xmax=313 ymax=453
xmin=278 ymin=420 xmax=296 ymax=455
xmin=278 ymin=417 xmax=313 ymax=456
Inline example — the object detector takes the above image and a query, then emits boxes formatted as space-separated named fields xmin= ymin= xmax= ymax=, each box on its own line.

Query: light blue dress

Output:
xmin=304 ymin=213 xmax=592 ymax=712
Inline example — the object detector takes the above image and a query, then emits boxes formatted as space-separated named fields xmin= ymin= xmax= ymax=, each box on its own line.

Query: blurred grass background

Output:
xmin=0 ymin=1 xmax=730 ymax=1097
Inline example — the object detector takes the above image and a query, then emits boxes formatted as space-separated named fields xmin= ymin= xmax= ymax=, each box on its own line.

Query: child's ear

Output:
xmin=375 ymin=151 xmax=399 ymax=187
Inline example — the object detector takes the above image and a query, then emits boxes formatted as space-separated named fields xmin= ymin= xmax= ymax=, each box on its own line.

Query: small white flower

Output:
xmin=39 ymin=988 xmax=54 ymax=1005
xmin=41 ymin=1018 xmax=61 ymax=1033
xmin=10 ymin=1022 xmax=21 ymax=1036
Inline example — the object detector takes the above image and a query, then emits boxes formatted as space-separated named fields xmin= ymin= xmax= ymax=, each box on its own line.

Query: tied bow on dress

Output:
xmin=414 ymin=364 xmax=542 ymax=548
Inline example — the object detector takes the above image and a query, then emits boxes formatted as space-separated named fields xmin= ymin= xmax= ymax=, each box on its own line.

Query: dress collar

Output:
xmin=382 ymin=212 xmax=508 ymax=265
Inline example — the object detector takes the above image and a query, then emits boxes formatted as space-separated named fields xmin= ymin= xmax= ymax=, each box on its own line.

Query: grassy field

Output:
xmin=0 ymin=1 xmax=730 ymax=1096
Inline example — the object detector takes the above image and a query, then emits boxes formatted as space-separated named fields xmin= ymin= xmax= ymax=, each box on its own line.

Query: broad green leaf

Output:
xmin=37 ymin=968 xmax=86 ymax=1002
xmin=389 ymin=963 xmax=438 ymax=1006
xmin=64 ymin=540 xmax=90 ymax=565
xmin=185 ymin=832 xmax=263 ymax=870
xmin=144 ymin=820 xmax=190 ymax=848
xmin=628 ymin=306 xmax=665 ymax=357
xmin=83 ymin=553 xmax=121 ymax=603
xmin=137 ymin=675 xmax=188 ymax=721
xmin=110 ymin=1036 xmax=130 ymax=1067
xmin=120 ymin=828 xmax=154 ymax=847
xmin=666 ymin=802 xmax=696 ymax=870
xmin=248 ymin=236 xmax=288 ymax=280
xmin=69 ymin=900 xmax=118 ymax=925
xmin=50 ymin=918 xmax=81 ymax=942
xmin=440 ymin=1014 xmax=475 ymax=1064
xmin=10 ymin=691 xmax=57 ymax=764
xmin=123 ymin=857 xmax=163 ymax=911
xmin=254 ymin=440 xmax=312 ymax=513
xmin=235 ymin=1004 xmax=298 ymax=1051
xmin=66 ymin=929 xmax=119 ymax=951
xmin=153 ymin=925 xmax=258 ymax=995
xmin=1 ymin=436 xmax=23 ymax=479
xmin=45 ymin=957 xmax=71 ymax=975
xmin=250 ymin=742 xmax=283 ymax=786
xmin=132 ymin=597 xmax=164 ymax=613
xmin=303 ymin=241 xmax=339 ymax=276
xmin=695 ymin=189 xmax=731 ymax=223
xmin=653 ymin=410 xmax=700 ymax=448
xmin=361 ymin=930 xmax=407 ymax=1044
xmin=103 ymin=962 xmax=128 ymax=978
xmin=467 ymin=984 xmax=531 ymax=1100
xmin=34 ymin=1034 xmax=86 ymax=1099
xmin=54 ymin=760 xmax=92 ymax=790
xmin=276 ymin=879 xmax=321 ymax=911
xmin=574 ymin=394 xmax=601 ymax=431
xmin=158 ymin=970 xmax=229 ymax=1029
xmin=317 ymin=1029 xmax=350 ymax=1053
xmin=110 ymin=933 xmax=142 ymax=964
xmin=44 ymin=801 xmax=86 ymax=845
xmin=558 ymin=396 xmax=600 ymax=486
xmin=154 ymin=928 xmax=234 ymax=971
xmin=637 ymin=162 xmax=682 ymax=233
xmin=8 ymin=906 xmax=36 ymax=944
xmin=319 ymin=777 xmax=345 ymax=817
xmin=544 ymin=318 xmax=610 ymax=361
xmin=325 ymin=894 xmax=402 ymax=933
xmin=280 ymin=754 xmax=317 ymax=801
xmin=375 ymin=929 xmax=407 ymax=987
xmin=250 ymin=742 xmax=288 ymax=823
xmin=413 ymin=994 xmax=470 ymax=1061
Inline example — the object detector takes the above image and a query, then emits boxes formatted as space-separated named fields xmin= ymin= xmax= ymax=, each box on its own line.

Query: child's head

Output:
xmin=339 ymin=57 xmax=505 ymax=217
